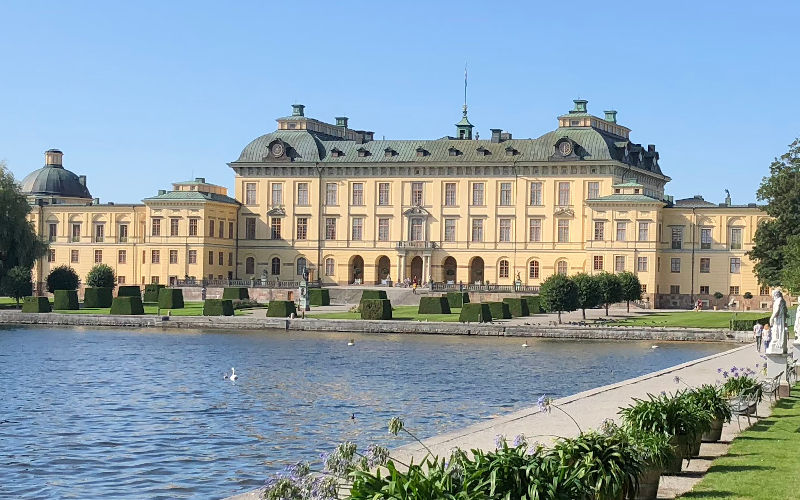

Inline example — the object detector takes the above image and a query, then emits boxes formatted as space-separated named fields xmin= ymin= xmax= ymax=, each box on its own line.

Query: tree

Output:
xmin=595 ymin=272 xmax=623 ymax=316
xmin=618 ymin=271 xmax=642 ymax=312
xmin=539 ymin=273 xmax=578 ymax=324
xmin=46 ymin=265 xmax=79 ymax=293
xmin=748 ymin=138 xmax=800 ymax=286
xmin=86 ymin=264 xmax=116 ymax=288
xmin=0 ymin=161 xmax=47 ymax=284
xmin=572 ymin=272 xmax=601 ymax=320
xmin=781 ymin=235 xmax=800 ymax=295
xmin=0 ymin=265 xmax=32 ymax=306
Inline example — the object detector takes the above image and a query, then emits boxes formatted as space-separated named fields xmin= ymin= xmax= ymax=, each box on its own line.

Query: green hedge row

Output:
xmin=309 ymin=288 xmax=330 ymax=306
xmin=488 ymin=301 xmax=512 ymax=319
xmin=117 ymin=285 xmax=141 ymax=298
xmin=203 ymin=299 xmax=234 ymax=316
xmin=445 ymin=291 xmax=470 ymax=308
xmin=84 ymin=287 xmax=113 ymax=308
xmin=418 ymin=296 xmax=451 ymax=314
xmin=110 ymin=296 xmax=144 ymax=315
xmin=360 ymin=299 xmax=393 ymax=320
xmin=22 ymin=296 xmax=51 ymax=313
xmin=459 ymin=303 xmax=492 ymax=323
xmin=143 ymin=284 xmax=165 ymax=302
xmin=158 ymin=288 xmax=185 ymax=309
xmin=222 ymin=287 xmax=249 ymax=300
xmin=730 ymin=316 xmax=770 ymax=331
xmin=53 ymin=290 xmax=79 ymax=310
xmin=502 ymin=297 xmax=530 ymax=317
xmin=267 ymin=300 xmax=297 ymax=318
xmin=521 ymin=295 xmax=541 ymax=314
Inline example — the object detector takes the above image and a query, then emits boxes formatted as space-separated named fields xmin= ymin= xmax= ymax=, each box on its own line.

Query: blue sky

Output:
xmin=2 ymin=1 xmax=798 ymax=204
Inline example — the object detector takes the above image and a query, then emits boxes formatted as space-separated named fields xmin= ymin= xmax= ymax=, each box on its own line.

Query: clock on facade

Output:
xmin=558 ymin=141 xmax=572 ymax=156
xmin=271 ymin=142 xmax=285 ymax=157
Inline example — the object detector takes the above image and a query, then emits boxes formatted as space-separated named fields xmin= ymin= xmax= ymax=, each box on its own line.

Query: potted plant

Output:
xmin=602 ymin=421 xmax=675 ymax=500
xmin=685 ymin=384 xmax=732 ymax=442
xmin=721 ymin=367 xmax=762 ymax=417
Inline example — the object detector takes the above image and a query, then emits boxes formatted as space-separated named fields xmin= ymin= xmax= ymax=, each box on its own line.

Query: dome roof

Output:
xmin=20 ymin=150 xmax=92 ymax=199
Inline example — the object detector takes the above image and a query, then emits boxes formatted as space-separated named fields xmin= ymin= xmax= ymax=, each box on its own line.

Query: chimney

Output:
xmin=604 ymin=110 xmax=617 ymax=123
xmin=158 ymin=189 xmax=167 ymax=195
xmin=291 ymin=104 xmax=305 ymax=116
xmin=45 ymin=149 xmax=63 ymax=166
xmin=500 ymin=131 xmax=512 ymax=141
xmin=490 ymin=128 xmax=502 ymax=143
xmin=335 ymin=116 xmax=349 ymax=128
xmin=573 ymin=99 xmax=588 ymax=113
xmin=92 ymin=198 xmax=100 ymax=205
xmin=647 ymin=144 xmax=656 ymax=153
xmin=78 ymin=175 xmax=86 ymax=187
xmin=195 ymin=177 xmax=205 ymax=183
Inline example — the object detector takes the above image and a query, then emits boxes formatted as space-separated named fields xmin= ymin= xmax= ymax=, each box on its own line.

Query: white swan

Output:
xmin=651 ymin=345 xmax=659 ymax=349
xmin=522 ymin=342 xmax=529 ymax=348
xmin=347 ymin=339 xmax=355 ymax=346
xmin=229 ymin=367 xmax=238 ymax=381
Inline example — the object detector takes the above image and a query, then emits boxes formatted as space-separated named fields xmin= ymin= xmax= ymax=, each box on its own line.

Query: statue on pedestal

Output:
xmin=795 ymin=303 xmax=800 ymax=342
xmin=766 ymin=289 xmax=788 ymax=355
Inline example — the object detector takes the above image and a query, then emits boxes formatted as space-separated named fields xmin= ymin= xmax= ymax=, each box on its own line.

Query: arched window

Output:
xmin=557 ymin=260 xmax=568 ymax=275
xmin=498 ymin=259 xmax=510 ymax=278
xmin=271 ymin=257 xmax=281 ymax=276
xmin=245 ymin=257 xmax=255 ymax=275
xmin=529 ymin=260 xmax=539 ymax=279
xmin=296 ymin=257 xmax=307 ymax=276
xmin=325 ymin=258 xmax=335 ymax=276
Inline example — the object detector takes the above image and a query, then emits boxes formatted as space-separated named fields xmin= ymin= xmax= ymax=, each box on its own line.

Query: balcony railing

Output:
xmin=430 ymin=282 xmax=540 ymax=294
xmin=396 ymin=241 xmax=437 ymax=251
xmin=173 ymin=278 xmax=321 ymax=289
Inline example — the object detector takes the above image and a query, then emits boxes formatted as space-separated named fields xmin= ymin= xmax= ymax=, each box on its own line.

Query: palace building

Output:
xmin=23 ymin=100 xmax=768 ymax=308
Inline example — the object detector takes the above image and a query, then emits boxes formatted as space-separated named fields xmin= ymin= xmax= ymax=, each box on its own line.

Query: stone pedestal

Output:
xmin=793 ymin=341 xmax=800 ymax=362
xmin=765 ymin=353 xmax=788 ymax=379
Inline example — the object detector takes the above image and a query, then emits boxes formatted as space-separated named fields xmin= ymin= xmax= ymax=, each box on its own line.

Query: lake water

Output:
xmin=0 ymin=326 xmax=732 ymax=499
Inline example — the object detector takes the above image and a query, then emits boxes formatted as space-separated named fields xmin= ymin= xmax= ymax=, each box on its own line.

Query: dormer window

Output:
xmin=615 ymin=188 xmax=621 ymax=194
xmin=415 ymin=146 xmax=428 ymax=157
xmin=634 ymin=189 xmax=640 ymax=194
xmin=476 ymin=146 xmax=489 ymax=156
xmin=448 ymin=147 xmax=460 ymax=157
xmin=384 ymin=148 xmax=396 ymax=158
xmin=504 ymin=146 xmax=518 ymax=156
xmin=357 ymin=147 xmax=369 ymax=158
xmin=330 ymin=148 xmax=343 ymax=158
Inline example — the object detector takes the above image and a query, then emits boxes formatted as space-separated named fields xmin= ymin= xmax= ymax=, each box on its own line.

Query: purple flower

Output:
xmin=722 ymin=371 xmax=729 ymax=378
xmin=495 ymin=434 xmax=507 ymax=449
xmin=717 ymin=367 xmax=723 ymax=373
xmin=537 ymin=394 xmax=552 ymax=413
xmin=512 ymin=434 xmax=526 ymax=448
xmin=673 ymin=376 xmax=681 ymax=384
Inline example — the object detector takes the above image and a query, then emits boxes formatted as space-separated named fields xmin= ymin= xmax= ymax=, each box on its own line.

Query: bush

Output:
xmin=730 ymin=316 xmax=770 ymax=331
xmin=158 ymin=288 xmax=185 ymax=309
xmin=232 ymin=299 xmax=263 ymax=310
xmin=53 ymin=290 xmax=79 ymax=310
xmin=203 ymin=299 xmax=234 ymax=316
xmin=502 ymin=297 xmax=530 ymax=317
xmin=46 ymin=265 xmax=79 ymax=293
xmin=713 ymin=291 xmax=724 ymax=299
xmin=267 ymin=300 xmax=297 ymax=318
xmin=361 ymin=290 xmax=388 ymax=301
xmin=459 ymin=303 xmax=492 ymax=323
xmin=83 ymin=287 xmax=113 ymax=308
xmin=86 ymin=264 xmax=116 ymax=289
xmin=110 ymin=296 xmax=145 ymax=315
xmin=418 ymin=296 xmax=451 ymax=314
xmin=360 ymin=299 xmax=393 ymax=320
xmin=117 ymin=285 xmax=141 ymax=298
xmin=1 ymin=265 xmax=33 ymax=306
xmin=445 ymin=291 xmax=470 ymax=308
xmin=743 ymin=291 xmax=753 ymax=299
xmin=540 ymin=274 xmax=579 ymax=323
xmin=521 ymin=295 xmax=541 ymax=314
xmin=488 ymin=301 xmax=512 ymax=319
xmin=143 ymin=284 xmax=165 ymax=302
xmin=22 ymin=296 xmax=51 ymax=313
xmin=222 ymin=287 xmax=250 ymax=300
xmin=309 ymin=288 xmax=330 ymax=306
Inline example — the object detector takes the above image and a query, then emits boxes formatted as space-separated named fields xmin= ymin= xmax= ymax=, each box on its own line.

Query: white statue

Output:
xmin=795 ymin=303 xmax=800 ymax=341
xmin=766 ymin=289 xmax=788 ymax=354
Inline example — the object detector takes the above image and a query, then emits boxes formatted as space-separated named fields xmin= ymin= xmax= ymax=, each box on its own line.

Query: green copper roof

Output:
xmin=587 ymin=194 xmax=665 ymax=204
xmin=612 ymin=180 xmax=644 ymax=188
xmin=143 ymin=191 xmax=240 ymax=205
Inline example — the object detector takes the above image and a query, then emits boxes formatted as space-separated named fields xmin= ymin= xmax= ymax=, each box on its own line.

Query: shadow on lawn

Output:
xmin=680 ymin=491 xmax=738 ymax=499
xmin=705 ymin=464 xmax=774 ymax=473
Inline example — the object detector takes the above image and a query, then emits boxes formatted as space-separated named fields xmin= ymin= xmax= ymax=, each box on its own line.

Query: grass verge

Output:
xmin=610 ymin=311 xmax=766 ymax=329
xmin=309 ymin=304 xmax=463 ymax=322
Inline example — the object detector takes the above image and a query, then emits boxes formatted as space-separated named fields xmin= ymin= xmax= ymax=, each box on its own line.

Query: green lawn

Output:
xmin=309 ymin=304 xmax=463 ymax=322
xmin=1 ymin=298 xmax=249 ymax=316
xmin=681 ymin=386 xmax=800 ymax=499
xmin=610 ymin=311 xmax=767 ymax=328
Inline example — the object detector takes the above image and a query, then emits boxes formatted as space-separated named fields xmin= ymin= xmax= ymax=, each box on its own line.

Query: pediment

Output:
xmin=402 ymin=206 xmax=431 ymax=217
xmin=267 ymin=207 xmax=286 ymax=217
xmin=554 ymin=207 xmax=575 ymax=217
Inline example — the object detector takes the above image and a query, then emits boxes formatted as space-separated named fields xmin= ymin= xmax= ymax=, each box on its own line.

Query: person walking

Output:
xmin=753 ymin=322 xmax=763 ymax=352
xmin=412 ymin=276 xmax=418 ymax=295
xmin=762 ymin=323 xmax=771 ymax=352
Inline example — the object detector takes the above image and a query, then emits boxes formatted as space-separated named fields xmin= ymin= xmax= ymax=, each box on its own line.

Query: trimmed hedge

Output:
xmin=110 ymin=296 xmax=145 ymax=315
xmin=53 ymin=290 xmax=79 ymax=310
xmin=459 ymin=303 xmax=492 ymax=323
xmin=83 ymin=287 xmax=113 ymax=308
xmin=158 ymin=288 xmax=185 ymax=309
xmin=488 ymin=301 xmax=512 ymax=319
xmin=309 ymin=288 xmax=330 ymax=306
xmin=446 ymin=291 xmax=470 ymax=309
xmin=267 ymin=300 xmax=297 ymax=318
xmin=22 ymin=296 xmax=51 ymax=313
xmin=730 ymin=316 xmax=770 ymax=331
xmin=143 ymin=284 xmax=165 ymax=302
xmin=117 ymin=285 xmax=142 ymax=298
xmin=360 ymin=299 xmax=393 ymax=320
xmin=361 ymin=290 xmax=388 ymax=301
xmin=502 ymin=297 xmax=530 ymax=317
xmin=222 ymin=287 xmax=250 ymax=300
xmin=203 ymin=299 xmax=234 ymax=316
xmin=521 ymin=295 xmax=542 ymax=314
xmin=418 ymin=296 xmax=451 ymax=314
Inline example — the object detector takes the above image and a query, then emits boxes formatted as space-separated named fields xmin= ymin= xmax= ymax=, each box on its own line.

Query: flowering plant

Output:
xmin=719 ymin=364 xmax=763 ymax=403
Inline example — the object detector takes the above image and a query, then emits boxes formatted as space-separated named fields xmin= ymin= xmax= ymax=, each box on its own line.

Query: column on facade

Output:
xmin=426 ymin=254 xmax=432 ymax=283
xmin=422 ymin=255 xmax=429 ymax=283
xmin=398 ymin=254 xmax=406 ymax=282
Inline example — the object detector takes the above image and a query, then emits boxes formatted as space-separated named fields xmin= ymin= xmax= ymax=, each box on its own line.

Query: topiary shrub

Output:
xmin=83 ymin=287 xmax=113 ymax=308
xmin=266 ymin=300 xmax=297 ymax=318
xmin=110 ymin=296 xmax=145 ymax=315
xmin=488 ymin=301 xmax=512 ymax=319
xmin=743 ymin=291 xmax=753 ymax=299
xmin=53 ymin=290 xmax=79 ymax=310
xmin=521 ymin=295 xmax=542 ymax=314
xmin=203 ymin=299 xmax=234 ymax=316
xmin=46 ymin=265 xmax=79 ymax=293
xmin=502 ymin=297 xmax=530 ymax=317
xmin=143 ymin=284 xmax=165 ymax=302
xmin=117 ymin=285 xmax=141 ymax=298
xmin=360 ymin=299 xmax=393 ymax=320
xmin=459 ymin=303 xmax=492 ymax=323
xmin=86 ymin=264 xmax=116 ymax=289
xmin=309 ymin=288 xmax=330 ymax=306
xmin=22 ymin=296 xmax=51 ymax=313
xmin=158 ymin=288 xmax=185 ymax=309
xmin=445 ymin=291 xmax=470 ymax=309
xmin=361 ymin=290 xmax=388 ymax=301
xmin=222 ymin=287 xmax=250 ymax=300
xmin=418 ymin=296 xmax=451 ymax=314
xmin=730 ymin=316 xmax=770 ymax=331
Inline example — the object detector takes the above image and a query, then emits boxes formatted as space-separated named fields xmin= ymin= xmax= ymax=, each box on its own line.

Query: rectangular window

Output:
xmin=152 ymin=250 xmax=160 ymax=264
xmin=499 ymin=182 xmax=512 ymax=206
xmin=189 ymin=219 xmax=198 ymax=236
xmin=378 ymin=218 xmax=390 ymax=241
xmin=616 ymin=221 xmax=627 ymax=241
xmin=118 ymin=250 xmax=126 ymax=264
xmin=245 ymin=218 xmax=256 ymax=240
xmin=730 ymin=257 xmax=741 ymax=274
xmin=218 ymin=252 xmax=223 ymax=266
xmin=594 ymin=221 xmax=605 ymax=241
xmin=471 ymin=182 xmax=485 ymax=206
xmin=587 ymin=181 xmax=599 ymax=199
xmin=593 ymin=255 xmax=604 ymax=271
xmin=228 ymin=222 xmax=234 ymax=239
xmin=671 ymin=227 xmax=683 ymax=249
xmin=270 ymin=217 xmax=281 ymax=239
xmin=640 ymin=284 xmax=647 ymax=294
xmin=228 ymin=253 xmax=233 ymax=266
xmin=410 ymin=217 xmax=423 ymax=241
xmin=638 ymin=222 xmax=649 ymax=242
xmin=142 ymin=251 xmax=145 ymax=264
xmin=188 ymin=250 xmax=197 ymax=264
xmin=352 ymin=217 xmax=363 ymax=241
xmin=615 ymin=255 xmax=625 ymax=272
xmin=670 ymin=285 xmax=680 ymax=295
xmin=151 ymin=276 xmax=159 ymax=284
xmin=444 ymin=183 xmax=457 ymax=206
xmin=730 ymin=286 xmax=740 ymax=295
xmin=499 ymin=218 xmax=511 ymax=242
xmin=471 ymin=219 xmax=483 ymax=242
xmin=730 ymin=227 xmax=742 ymax=250
xmin=151 ymin=218 xmax=161 ymax=236
xmin=245 ymin=182 xmax=257 ymax=205
xmin=325 ymin=183 xmax=338 ymax=205
xmin=700 ymin=257 xmax=710 ymax=273
xmin=70 ymin=250 xmax=78 ymax=263
xmin=118 ymin=276 xmax=125 ymax=285
xmin=209 ymin=219 xmax=214 ymax=237
xmin=557 ymin=182 xmax=570 ymax=206
xmin=48 ymin=249 xmax=55 ymax=262
xmin=48 ymin=223 xmax=57 ymax=242
xmin=557 ymin=219 xmax=569 ymax=243
xmin=271 ymin=183 xmax=283 ymax=205
xmin=297 ymin=183 xmax=309 ymax=205
xmin=701 ymin=227 xmax=712 ymax=249
xmin=529 ymin=219 xmax=542 ymax=242
xmin=94 ymin=224 xmax=104 ymax=243
xmin=218 ymin=221 xmax=224 ymax=239
xmin=296 ymin=217 xmax=307 ymax=240
xmin=529 ymin=182 xmax=542 ymax=206
xmin=670 ymin=257 xmax=681 ymax=273
xmin=411 ymin=182 xmax=423 ymax=205
xmin=325 ymin=218 xmax=336 ymax=240
xmin=208 ymin=251 xmax=213 ymax=265
xmin=170 ymin=218 xmax=179 ymax=236
xmin=760 ymin=285 xmax=770 ymax=296
xmin=700 ymin=285 xmax=710 ymax=295
xmin=118 ymin=224 xmax=128 ymax=243
xmin=444 ymin=218 xmax=456 ymax=242
xmin=71 ymin=223 xmax=81 ymax=242
xmin=637 ymin=256 xmax=648 ymax=272
xmin=378 ymin=183 xmax=390 ymax=205
xmin=169 ymin=250 xmax=178 ymax=264
xmin=325 ymin=258 xmax=335 ymax=276
xmin=351 ymin=183 xmax=364 ymax=205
